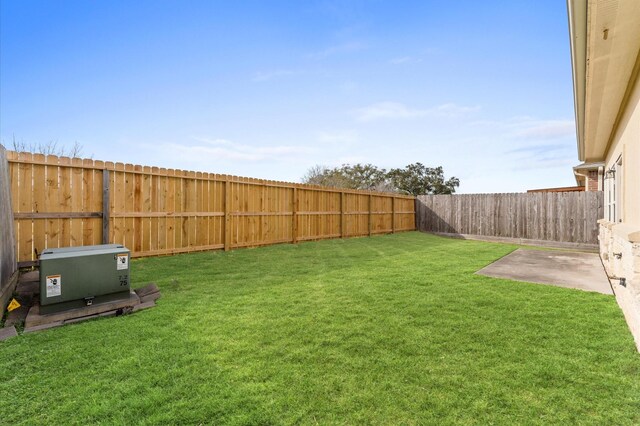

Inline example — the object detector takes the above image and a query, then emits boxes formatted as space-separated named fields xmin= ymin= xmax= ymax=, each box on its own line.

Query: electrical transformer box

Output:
xmin=39 ymin=244 xmax=131 ymax=314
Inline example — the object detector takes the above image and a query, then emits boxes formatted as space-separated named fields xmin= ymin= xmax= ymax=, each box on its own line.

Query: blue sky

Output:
xmin=0 ymin=0 xmax=577 ymax=193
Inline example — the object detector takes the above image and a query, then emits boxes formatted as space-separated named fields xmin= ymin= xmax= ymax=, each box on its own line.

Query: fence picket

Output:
xmin=416 ymin=192 xmax=603 ymax=246
xmin=7 ymin=151 xmax=415 ymax=262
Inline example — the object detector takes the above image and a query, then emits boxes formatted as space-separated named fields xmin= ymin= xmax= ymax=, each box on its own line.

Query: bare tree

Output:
xmin=302 ymin=165 xmax=351 ymax=188
xmin=301 ymin=165 xmax=327 ymax=185
xmin=10 ymin=136 xmax=86 ymax=158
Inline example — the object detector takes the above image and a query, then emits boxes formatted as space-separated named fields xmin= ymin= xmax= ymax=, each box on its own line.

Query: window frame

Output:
xmin=605 ymin=155 xmax=622 ymax=222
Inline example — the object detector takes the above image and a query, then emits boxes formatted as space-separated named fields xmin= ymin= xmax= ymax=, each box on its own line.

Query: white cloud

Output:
xmin=389 ymin=56 xmax=422 ymax=65
xmin=470 ymin=117 xmax=575 ymax=140
xmin=460 ymin=117 xmax=577 ymax=175
xmin=149 ymin=138 xmax=315 ymax=165
xmin=306 ymin=41 xmax=365 ymax=59
xmin=252 ymin=70 xmax=298 ymax=82
xmin=389 ymin=48 xmax=438 ymax=65
xmin=512 ymin=119 xmax=575 ymax=139
xmin=353 ymin=102 xmax=421 ymax=121
xmin=334 ymin=155 xmax=369 ymax=165
xmin=339 ymin=80 xmax=358 ymax=93
xmin=473 ymin=118 xmax=577 ymax=173
xmin=317 ymin=130 xmax=359 ymax=145
xmin=352 ymin=101 xmax=480 ymax=122
xmin=198 ymin=138 xmax=313 ymax=158
xmin=517 ymin=157 xmax=576 ymax=171
xmin=431 ymin=103 xmax=481 ymax=116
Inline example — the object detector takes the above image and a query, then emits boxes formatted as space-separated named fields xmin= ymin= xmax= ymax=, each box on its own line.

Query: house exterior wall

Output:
xmin=604 ymin=71 xmax=640 ymax=227
xmin=599 ymin=70 xmax=640 ymax=350
xmin=587 ymin=171 xmax=599 ymax=191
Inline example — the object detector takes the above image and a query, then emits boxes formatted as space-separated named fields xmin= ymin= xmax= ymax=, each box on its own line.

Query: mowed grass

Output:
xmin=2 ymin=232 xmax=639 ymax=425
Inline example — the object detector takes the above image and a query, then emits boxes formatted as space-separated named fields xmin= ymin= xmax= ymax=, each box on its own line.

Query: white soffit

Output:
xmin=584 ymin=0 xmax=640 ymax=161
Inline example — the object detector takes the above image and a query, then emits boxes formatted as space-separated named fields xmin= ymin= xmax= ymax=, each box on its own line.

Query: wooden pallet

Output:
xmin=22 ymin=283 xmax=160 ymax=333
xmin=1 ymin=271 xmax=162 ymax=339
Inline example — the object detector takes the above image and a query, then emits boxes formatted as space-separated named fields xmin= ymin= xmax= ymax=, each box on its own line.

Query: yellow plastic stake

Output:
xmin=7 ymin=298 xmax=21 ymax=312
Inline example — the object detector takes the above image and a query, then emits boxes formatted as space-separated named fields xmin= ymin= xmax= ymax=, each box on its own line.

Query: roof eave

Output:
xmin=567 ymin=0 xmax=587 ymax=161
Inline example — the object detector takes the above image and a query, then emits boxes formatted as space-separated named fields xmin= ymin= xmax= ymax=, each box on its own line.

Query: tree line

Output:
xmin=302 ymin=163 xmax=459 ymax=195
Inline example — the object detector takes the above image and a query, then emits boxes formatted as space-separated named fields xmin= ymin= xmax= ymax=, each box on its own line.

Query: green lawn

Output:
xmin=2 ymin=232 xmax=639 ymax=425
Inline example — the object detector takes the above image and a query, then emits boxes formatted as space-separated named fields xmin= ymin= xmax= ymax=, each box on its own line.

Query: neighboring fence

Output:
xmin=7 ymin=151 xmax=416 ymax=263
xmin=0 ymin=145 xmax=18 ymax=309
xmin=416 ymin=192 xmax=603 ymax=246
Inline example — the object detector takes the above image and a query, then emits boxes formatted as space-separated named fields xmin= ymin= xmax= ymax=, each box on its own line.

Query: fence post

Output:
xmin=0 ymin=145 xmax=18 ymax=311
xmin=102 ymin=169 xmax=110 ymax=244
xmin=291 ymin=187 xmax=297 ymax=243
xmin=340 ymin=191 xmax=345 ymax=238
xmin=392 ymin=196 xmax=396 ymax=233
xmin=224 ymin=178 xmax=231 ymax=251
xmin=368 ymin=194 xmax=372 ymax=237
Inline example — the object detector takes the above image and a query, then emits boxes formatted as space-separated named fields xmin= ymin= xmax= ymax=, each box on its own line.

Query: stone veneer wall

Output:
xmin=599 ymin=220 xmax=640 ymax=351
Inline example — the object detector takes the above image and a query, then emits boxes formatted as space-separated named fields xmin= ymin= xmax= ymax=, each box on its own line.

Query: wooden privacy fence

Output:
xmin=0 ymin=145 xmax=18 ymax=308
xmin=416 ymin=192 xmax=603 ymax=246
xmin=7 ymin=151 xmax=415 ymax=263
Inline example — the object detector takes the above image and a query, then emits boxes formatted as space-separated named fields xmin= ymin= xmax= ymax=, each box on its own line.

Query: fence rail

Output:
xmin=416 ymin=192 xmax=603 ymax=246
xmin=8 ymin=151 xmax=415 ymax=262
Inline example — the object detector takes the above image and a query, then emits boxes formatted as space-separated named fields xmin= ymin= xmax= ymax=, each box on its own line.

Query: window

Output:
xmin=616 ymin=156 xmax=623 ymax=222
xmin=605 ymin=155 xmax=623 ymax=222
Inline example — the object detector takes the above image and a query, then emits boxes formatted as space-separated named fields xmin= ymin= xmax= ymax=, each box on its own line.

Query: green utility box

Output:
xmin=39 ymin=244 xmax=131 ymax=314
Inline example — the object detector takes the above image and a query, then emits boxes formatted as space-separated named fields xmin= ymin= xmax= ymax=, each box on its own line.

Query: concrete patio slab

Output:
xmin=476 ymin=248 xmax=613 ymax=295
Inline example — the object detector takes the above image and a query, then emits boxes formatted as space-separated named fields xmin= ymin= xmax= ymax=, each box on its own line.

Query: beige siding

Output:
xmin=605 ymin=72 xmax=640 ymax=228
xmin=600 ymin=66 xmax=640 ymax=352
